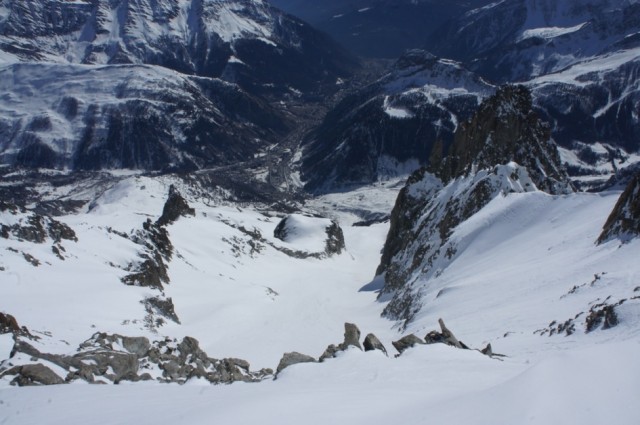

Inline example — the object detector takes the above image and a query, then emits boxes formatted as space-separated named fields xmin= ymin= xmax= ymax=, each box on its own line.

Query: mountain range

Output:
xmin=1 ymin=1 xmax=640 ymax=424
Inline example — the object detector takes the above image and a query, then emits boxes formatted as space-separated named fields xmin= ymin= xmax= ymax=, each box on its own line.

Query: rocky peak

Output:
xmin=375 ymin=85 xmax=573 ymax=325
xmin=157 ymin=185 xmax=196 ymax=227
xmin=433 ymin=85 xmax=573 ymax=194
xmin=598 ymin=172 xmax=640 ymax=244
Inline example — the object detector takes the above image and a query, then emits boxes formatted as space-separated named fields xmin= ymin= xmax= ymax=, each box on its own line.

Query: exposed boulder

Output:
xmin=339 ymin=323 xmax=362 ymax=350
xmin=597 ymin=172 xmax=640 ymax=244
xmin=0 ymin=312 xmax=21 ymax=334
xmin=363 ymin=333 xmax=388 ymax=356
xmin=3 ymin=363 xmax=65 ymax=386
xmin=391 ymin=334 xmax=424 ymax=354
xmin=273 ymin=214 xmax=345 ymax=258
xmin=276 ymin=352 xmax=317 ymax=376
xmin=0 ymin=312 xmax=32 ymax=338
xmin=157 ymin=185 xmax=195 ymax=227
xmin=424 ymin=319 xmax=469 ymax=349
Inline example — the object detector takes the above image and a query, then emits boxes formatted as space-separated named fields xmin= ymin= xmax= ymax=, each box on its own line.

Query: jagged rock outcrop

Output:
xmin=1 ymin=333 xmax=272 ymax=386
xmin=319 ymin=322 xmax=364 ymax=361
xmin=1 ymin=202 xmax=77 ymax=244
xmin=376 ymin=86 xmax=573 ymax=325
xmin=363 ymin=333 xmax=388 ymax=356
xmin=324 ymin=221 xmax=346 ymax=256
xmin=157 ymin=185 xmax=196 ymax=226
xmin=597 ymin=172 xmax=640 ymax=244
xmin=122 ymin=219 xmax=173 ymax=290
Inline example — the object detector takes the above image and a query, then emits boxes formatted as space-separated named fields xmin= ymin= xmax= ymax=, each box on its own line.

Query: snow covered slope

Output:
xmin=1 ymin=164 xmax=639 ymax=424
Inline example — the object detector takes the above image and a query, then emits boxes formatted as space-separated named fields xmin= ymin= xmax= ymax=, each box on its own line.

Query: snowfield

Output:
xmin=1 ymin=174 xmax=640 ymax=424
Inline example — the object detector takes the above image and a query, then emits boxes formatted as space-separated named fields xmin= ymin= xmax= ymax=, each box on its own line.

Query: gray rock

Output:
xmin=121 ymin=336 xmax=151 ymax=357
xmin=6 ymin=363 xmax=65 ymax=386
xmin=363 ymin=333 xmax=388 ymax=356
xmin=339 ymin=322 xmax=362 ymax=350
xmin=276 ymin=352 xmax=317 ymax=376
xmin=392 ymin=334 xmax=424 ymax=354
xmin=319 ymin=344 xmax=340 ymax=362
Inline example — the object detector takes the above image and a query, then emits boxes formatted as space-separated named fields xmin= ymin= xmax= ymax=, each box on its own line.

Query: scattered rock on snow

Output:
xmin=392 ymin=334 xmax=424 ymax=354
xmin=276 ymin=352 xmax=317 ymax=376
xmin=363 ymin=333 xmax=388 ymax=356
xmin=3 ymin=363 xmax=65 ymax=386
xmin=339 ymin=323 xmax=362 ymax=350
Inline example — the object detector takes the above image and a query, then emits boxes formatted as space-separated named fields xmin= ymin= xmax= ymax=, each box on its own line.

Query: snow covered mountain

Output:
xmin=0 ymin=62 xmax=288 ymax=170
xmin=1 ymin=1 xmax=640 ymax=424
xmin=301 ymin=50 xmax=494 ymax=191
xmin=431 ymin=0 xmax=640 ymax=153
xmin=300 ymin=0 xmax=640 ymax=191
xmin=0 ymin=0 xmax=358 ymax=172
xmin=0 ymin=0 xmax=357 ymax=95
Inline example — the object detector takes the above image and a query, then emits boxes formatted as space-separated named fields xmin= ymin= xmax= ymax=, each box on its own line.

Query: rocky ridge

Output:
xmin=375 ymin=86 xmax=573 ymax=325
xmin=598 ymin=171 xmax=640 ymax=243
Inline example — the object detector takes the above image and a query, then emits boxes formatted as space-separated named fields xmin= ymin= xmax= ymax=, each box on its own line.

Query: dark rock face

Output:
xmin=302 ymin=50 xmax=494 ymax=191
xmin=0 ymin=64 xmax=289 ymax=172
xmin=324 ymin=221 xmax=345 ymax=256
xmin=270 ymin=0 xmax=491 ymax=59
xmin=276 ymin=352 xmax=317 ymax=375
xmin=434 ymin=85 xmax=572 ymax=194
xmin=157 ymin=185 xmax=196 ymax=226
xmin=0 ymin=206 xmax=77 ymax=245
xmin=122 ymin=219 xmax=172 ymax=290
xmin=0 ymin=0 xmax=358 ymax=96
xmin=598 ymin=172 xmax=640 ymax=243
xmin=376 ymin=86 xmax=573 ymax=325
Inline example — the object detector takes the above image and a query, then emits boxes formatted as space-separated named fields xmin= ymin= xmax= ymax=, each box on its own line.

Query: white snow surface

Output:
xmin=1 ymin=174 xmax=639 ymax=424
xmin=518 ymin=23 xmax=587 ymax=41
